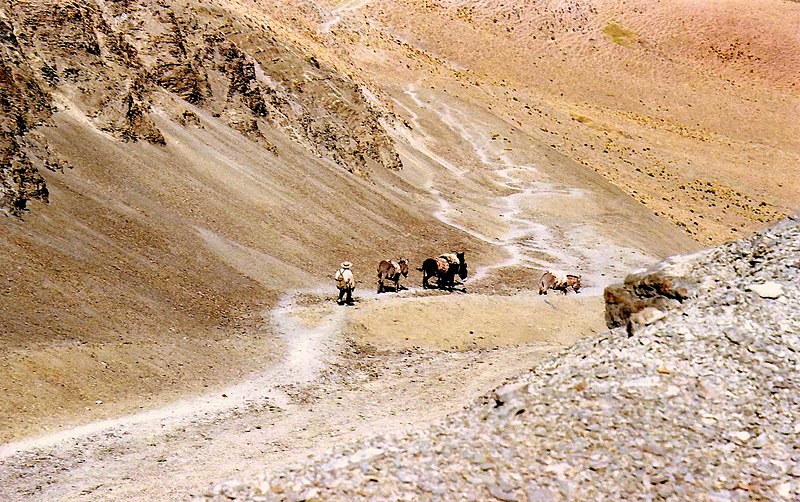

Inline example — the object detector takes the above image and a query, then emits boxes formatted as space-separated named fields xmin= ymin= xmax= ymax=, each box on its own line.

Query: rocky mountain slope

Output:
xmin=1 ymin=0 xmax=796 ymax=475
xmin=2 ymin=1 xmax=401 ymax=210
xmin=0 ymin=0 xmax=402 ymax=216
xmin=0 ymin=0 xmax=485 ymax=441
xmin=208 ymin=215 xmax=800 ymax=500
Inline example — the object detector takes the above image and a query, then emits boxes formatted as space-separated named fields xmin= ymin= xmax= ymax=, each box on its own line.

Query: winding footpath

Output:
xmin=0 ymin=292 xmax=349 ymax=498
xmin=1 ymin=82 xmax=659 ymax=501
xmin=400 ymin=83 xmax=654 ymax=290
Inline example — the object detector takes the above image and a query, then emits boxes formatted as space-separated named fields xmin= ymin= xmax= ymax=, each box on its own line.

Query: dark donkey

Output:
xmin=419 ymin=252 xmax=467 ymax=290
xmin=377 ymin=259 xmax=409 ymax=293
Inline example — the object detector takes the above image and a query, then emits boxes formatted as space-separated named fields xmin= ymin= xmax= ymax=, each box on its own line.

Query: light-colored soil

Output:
xmin=349 ymin=292 xmax=605 ymax=351
xmin=282 ymin=0 xmax=799 ymax=242
xmin=0 ymin=287 xmax=596 ymax=501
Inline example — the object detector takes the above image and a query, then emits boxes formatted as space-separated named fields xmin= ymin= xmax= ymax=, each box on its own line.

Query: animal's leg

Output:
xmin=539 ymin=275 xmax=554 ymax=295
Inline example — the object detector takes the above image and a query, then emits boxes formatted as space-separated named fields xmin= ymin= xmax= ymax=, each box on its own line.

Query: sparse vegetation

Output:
xmin=570 ymin=113 xmax=591 ymax=124
xmin=602 ymin=23 xmax=638 ymax=47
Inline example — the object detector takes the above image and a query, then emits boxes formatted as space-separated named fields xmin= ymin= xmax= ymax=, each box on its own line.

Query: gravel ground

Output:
xmin=205 ymin=216 xmax=799 ymax=501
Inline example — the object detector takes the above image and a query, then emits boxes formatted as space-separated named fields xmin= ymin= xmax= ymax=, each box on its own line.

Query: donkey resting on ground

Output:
xmin=539 ymin=271 xmax=581 ymax=295
xmin=419 ymin=252 xmax=467 ymax=290
xmin=377 ymin=259 xmax=409 ymax=293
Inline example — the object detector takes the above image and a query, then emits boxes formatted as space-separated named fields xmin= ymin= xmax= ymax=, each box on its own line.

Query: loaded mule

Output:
xmin=419 ymin=252 xmax=468 ymax=290
xmin=377 ymin=258 xmax=409 ymax=293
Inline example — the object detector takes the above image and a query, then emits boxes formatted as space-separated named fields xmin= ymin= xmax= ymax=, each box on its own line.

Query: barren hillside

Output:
xmin=0 ymin=0 xmax=492 ymax=440
xmin=0 ymin=0 xmax=797 ymax=499
xmin=349 ymin=0 xmax=800 ymax=242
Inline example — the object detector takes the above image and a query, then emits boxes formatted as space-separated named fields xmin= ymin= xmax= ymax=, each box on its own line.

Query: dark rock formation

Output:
xmin=0 ymin=16 xmax=53 ymax=214
xmin=0 ymin=0 xmax=403 ymax=215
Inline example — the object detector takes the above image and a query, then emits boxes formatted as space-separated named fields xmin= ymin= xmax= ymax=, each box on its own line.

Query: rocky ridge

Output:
xmin=0 ymin=0 xmax=402 ymax=215
xmin=0 ymin=14 xmax=55 ymax=214
xmin=206 ymin=215 xmax=800 ymax=500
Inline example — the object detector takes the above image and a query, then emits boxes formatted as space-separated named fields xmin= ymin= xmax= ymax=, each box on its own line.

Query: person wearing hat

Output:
xmin=334 ymin=261 xmax=355 ymax=305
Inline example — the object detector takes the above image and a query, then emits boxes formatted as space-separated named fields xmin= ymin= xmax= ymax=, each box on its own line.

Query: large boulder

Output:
xmin=604 ymin=265 xmax=694 ymax=329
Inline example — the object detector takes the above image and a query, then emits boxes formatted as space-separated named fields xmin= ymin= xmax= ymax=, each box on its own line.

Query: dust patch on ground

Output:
xmin=0 ymin=301 xmax=277 ymax=444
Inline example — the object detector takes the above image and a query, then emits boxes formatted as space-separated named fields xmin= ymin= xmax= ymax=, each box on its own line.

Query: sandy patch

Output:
xmin=348 ymin=292 xmax=606 ymax=351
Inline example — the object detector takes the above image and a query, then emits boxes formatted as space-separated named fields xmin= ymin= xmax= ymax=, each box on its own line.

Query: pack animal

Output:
xmin=538 ymin=271 xmax=581 ymax=295
xmin=377 ymin=259 xmax=409 ymax=293
xmin=419 ymin=252 xmax=468 ymax=290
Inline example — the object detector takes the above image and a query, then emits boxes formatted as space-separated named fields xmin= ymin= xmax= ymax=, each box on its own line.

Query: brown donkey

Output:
xmin=377 ymin=259 xmax=409 ymax=293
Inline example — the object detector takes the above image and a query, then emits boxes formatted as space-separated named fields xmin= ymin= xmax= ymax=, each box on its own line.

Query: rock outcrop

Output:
xmin=0 ymin=0 xmax=402 ymax=215
xmin=603 ymin=266 xmax=694 ymax=329
xmin=0 ymin=15 xmax=53 ymax=214
xmin=206 ymin=215 xmax=800 ymax=500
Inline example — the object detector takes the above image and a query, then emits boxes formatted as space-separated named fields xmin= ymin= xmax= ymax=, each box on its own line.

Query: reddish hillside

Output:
xmin=354 ymin=0 xmax=799 ymax=241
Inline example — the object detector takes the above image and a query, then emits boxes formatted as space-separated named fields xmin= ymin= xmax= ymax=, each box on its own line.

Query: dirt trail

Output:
xmin=0 ymin=75 xmax=680 ymax=502
xmin=0 ymin=287 xmax=586 ymax=500
xmin=0 ymin=292 xmax=341 ymax=460
xmin=0 ymin=294 xmax=347 ymax=499
xmin=396 ymin=83 xmax=656 ymax=292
